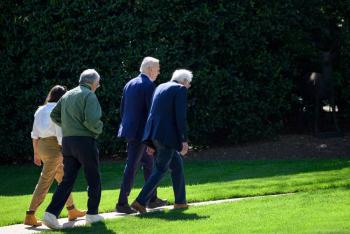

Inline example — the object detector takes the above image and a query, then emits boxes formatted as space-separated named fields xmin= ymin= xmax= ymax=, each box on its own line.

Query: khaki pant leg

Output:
xmin=28 ymin=149 xmax=60 ymax=211
xmin=54 ymin=156 xmax=75 ymax=208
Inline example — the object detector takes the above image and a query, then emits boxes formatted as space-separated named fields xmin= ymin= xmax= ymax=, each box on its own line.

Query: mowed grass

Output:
xmin=47 ymin=188 xmax=350 ymax=234
xmin=0 ymin=159 xmax=349 ymax=227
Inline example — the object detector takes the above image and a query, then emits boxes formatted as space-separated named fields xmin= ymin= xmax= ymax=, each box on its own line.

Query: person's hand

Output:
xmin=34 ymin=153 xmax=41 ymax=166
xmin=146 ymin=146 xmax=156 ymax=156
xmin=180 ymin=142 xmax=189 ymax=156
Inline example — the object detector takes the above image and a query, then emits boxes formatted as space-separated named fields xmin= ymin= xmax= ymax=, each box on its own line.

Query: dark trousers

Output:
xmin=136 ymin=140 xmax=186 ymax=206
xmin=46 ymin=136 xmax=101 ymax=217
xmin=117 ymin=139 xmax=156 ymax=205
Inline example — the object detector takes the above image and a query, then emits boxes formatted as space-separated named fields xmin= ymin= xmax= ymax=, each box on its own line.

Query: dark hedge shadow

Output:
xmin=1 ymin=159 xmax=349 ymax=196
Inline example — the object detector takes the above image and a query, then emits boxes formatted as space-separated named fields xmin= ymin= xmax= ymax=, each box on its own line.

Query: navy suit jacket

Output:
xmin=143 ymin=81 xmax=188 ymax=151
xmin=118 ymin=74 xmax=156 ymax=141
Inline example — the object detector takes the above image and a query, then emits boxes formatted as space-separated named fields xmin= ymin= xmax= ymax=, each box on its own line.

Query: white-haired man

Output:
xmin=131 ymin=69 xmax=193 ymax=213
xmin=43 ymin=69 xmax=104 ymax=229
xmin=116 ymin=57 xmax=167 ymax=214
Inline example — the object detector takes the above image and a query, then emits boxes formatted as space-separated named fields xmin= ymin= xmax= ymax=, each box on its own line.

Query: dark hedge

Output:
xmin=1 ymin=0 xmax=349 ymax=162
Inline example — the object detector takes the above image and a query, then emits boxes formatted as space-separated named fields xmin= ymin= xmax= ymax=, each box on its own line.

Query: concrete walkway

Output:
xmin=0 ymin=193 xmax=292 ymax=234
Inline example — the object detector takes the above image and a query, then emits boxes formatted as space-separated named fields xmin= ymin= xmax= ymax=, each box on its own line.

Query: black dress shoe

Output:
xmin=115 ymin=204 xmax=137 ymax=214
xmin=147 ymin=198 xmax=168 ymax=208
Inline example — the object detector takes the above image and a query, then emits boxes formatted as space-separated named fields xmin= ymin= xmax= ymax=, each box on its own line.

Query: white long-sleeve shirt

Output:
xmin=31 ymin=102 xmax=62 ymax=145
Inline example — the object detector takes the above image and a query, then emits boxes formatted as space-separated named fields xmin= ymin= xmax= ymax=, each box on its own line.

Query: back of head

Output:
xmin=79 ymin=69 xmax=100 ymax=85
xmin=45 ymin=85 xmax=67 ymax=104
xmin=139 ymin=57 xmax=159 ymax=73
xmin=171 ymin=69 xmax=193 ymax=83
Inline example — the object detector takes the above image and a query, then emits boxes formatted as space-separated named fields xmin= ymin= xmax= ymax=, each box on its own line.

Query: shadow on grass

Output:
xmin=1 ymin=159 xmax=349 ymax=196
xmin=54 ymin=222 xmax=116 ymax=234
xmin=137 ymin=209 xmax=209 ymax=221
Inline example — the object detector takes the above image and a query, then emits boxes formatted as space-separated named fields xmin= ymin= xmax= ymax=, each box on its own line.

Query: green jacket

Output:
xmin=50 ymin=83 xmax=103 ymax=138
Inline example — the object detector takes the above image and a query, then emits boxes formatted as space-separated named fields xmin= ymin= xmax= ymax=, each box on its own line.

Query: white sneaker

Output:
xmin=43 ymin=212 xmax=62 ymax=229
xmin=86 ymin=214 xmax=104 ymax=224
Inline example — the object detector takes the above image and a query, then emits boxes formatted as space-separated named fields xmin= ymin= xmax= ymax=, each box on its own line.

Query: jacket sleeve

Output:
xmin=54 ymin=124 xmax=63 ymax=145
xmin=175 ymin=86 xmax=188 ymax=142
xmin=83 ymin=93 xmax=104 ymax=135
xmin=145 ymin=83 xmax=156 ymax=112
xmin=119 ymin=87 xmax=126 ymax=119
xmin=50 ymin=100 xmax=62 ymax=126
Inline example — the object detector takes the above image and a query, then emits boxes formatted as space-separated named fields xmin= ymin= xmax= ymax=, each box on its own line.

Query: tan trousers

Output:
xmin=29 ymin=137 xmax=74 ymax=211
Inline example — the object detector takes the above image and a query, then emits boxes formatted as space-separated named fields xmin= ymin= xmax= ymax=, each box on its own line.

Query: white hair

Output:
xmin=79 ymin=69 xmax=100 ymax=84
xmin=139 ymin=57 xmax=159 ymax=73
xmin=171 ymin=69 xmax=193 ymax=83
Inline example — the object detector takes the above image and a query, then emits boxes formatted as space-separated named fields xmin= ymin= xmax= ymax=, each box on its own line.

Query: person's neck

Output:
xmin=141 ymin=73 xmax=154 ymax=82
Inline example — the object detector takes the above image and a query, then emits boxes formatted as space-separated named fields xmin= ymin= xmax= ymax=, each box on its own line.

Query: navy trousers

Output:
xmin=117 ymin=139 xmax=156 ymax=205
xmin=136 ymin=140 xmax=186 ymax=206
xmin=46 ymin=136 xmax=101 ymax=217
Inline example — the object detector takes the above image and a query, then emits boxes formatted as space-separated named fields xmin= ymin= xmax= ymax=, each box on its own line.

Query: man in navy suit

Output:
xmin=131 ymin=69 xmax=193 ymax=213
xmin=116 ymin=57 xmax=167 ymax=214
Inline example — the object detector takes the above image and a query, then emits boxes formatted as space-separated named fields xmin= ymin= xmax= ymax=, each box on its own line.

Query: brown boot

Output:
xmin=67 ymin=206 xmax=86 ymax=221
xmin=173 ymin=203 xmax=189 ymax=209
xmin=24 ymin=211 xmax=42 ymax=226
xmin=131 ymin=201 xmax=147 ymax=214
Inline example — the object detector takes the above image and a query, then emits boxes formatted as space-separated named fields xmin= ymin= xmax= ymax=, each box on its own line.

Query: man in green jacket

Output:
xmin=43 ymin=69 xmax=104 ymax=229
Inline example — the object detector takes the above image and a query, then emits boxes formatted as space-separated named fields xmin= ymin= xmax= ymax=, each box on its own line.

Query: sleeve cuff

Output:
xmin=31 ymin=132 xmax=39 ymax=139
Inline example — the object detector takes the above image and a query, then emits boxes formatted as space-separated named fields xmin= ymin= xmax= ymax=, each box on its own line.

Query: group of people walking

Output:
xmin=25 ymin=57 xmax=193 ymax=229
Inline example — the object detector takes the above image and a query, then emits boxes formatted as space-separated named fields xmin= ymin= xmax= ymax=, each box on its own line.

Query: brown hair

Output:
xmin=44 ymin=85 xmax=67 ymax=104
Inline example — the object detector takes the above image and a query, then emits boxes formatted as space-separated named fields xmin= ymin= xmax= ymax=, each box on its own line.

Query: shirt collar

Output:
xmin=140 ymin=73 xmax=153 ymax=82
xmin=80 ymin=83 xmax=92 ymax=90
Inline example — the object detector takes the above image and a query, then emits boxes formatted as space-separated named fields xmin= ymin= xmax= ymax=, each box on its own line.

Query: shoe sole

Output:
xmin=147 ymin=205 xmax=167 ymax=208
xmin=24 ymin=223 xmax=42 ymax=227
xmin=147 ymin=203 xmax=168 ymax=209
xmin=68 ymin=214 xmax=86 ymax=221
xmin=116 ymin=207 xmax=137 ymax=214
xmin=43 ymin=220 xmax=61 ymax=230
xmin=86 ymin=219 xmax=104 ymax=224
xmin=116 ymin=210 xmax=137 ymax=214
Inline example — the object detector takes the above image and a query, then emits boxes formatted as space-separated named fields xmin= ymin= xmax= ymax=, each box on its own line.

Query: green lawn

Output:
xmin=0 ymin=159 xmax=349 ymax=228
xmin=48 ymin=188 xmax=350 ymax=234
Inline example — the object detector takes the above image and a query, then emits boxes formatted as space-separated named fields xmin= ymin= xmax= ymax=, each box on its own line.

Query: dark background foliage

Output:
xmin=1 ymin=0 xmax=349 ymax=163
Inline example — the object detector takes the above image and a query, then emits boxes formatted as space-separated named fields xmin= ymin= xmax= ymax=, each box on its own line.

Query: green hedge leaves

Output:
xmin=1 ymin=1 xmax=349 ymax=162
